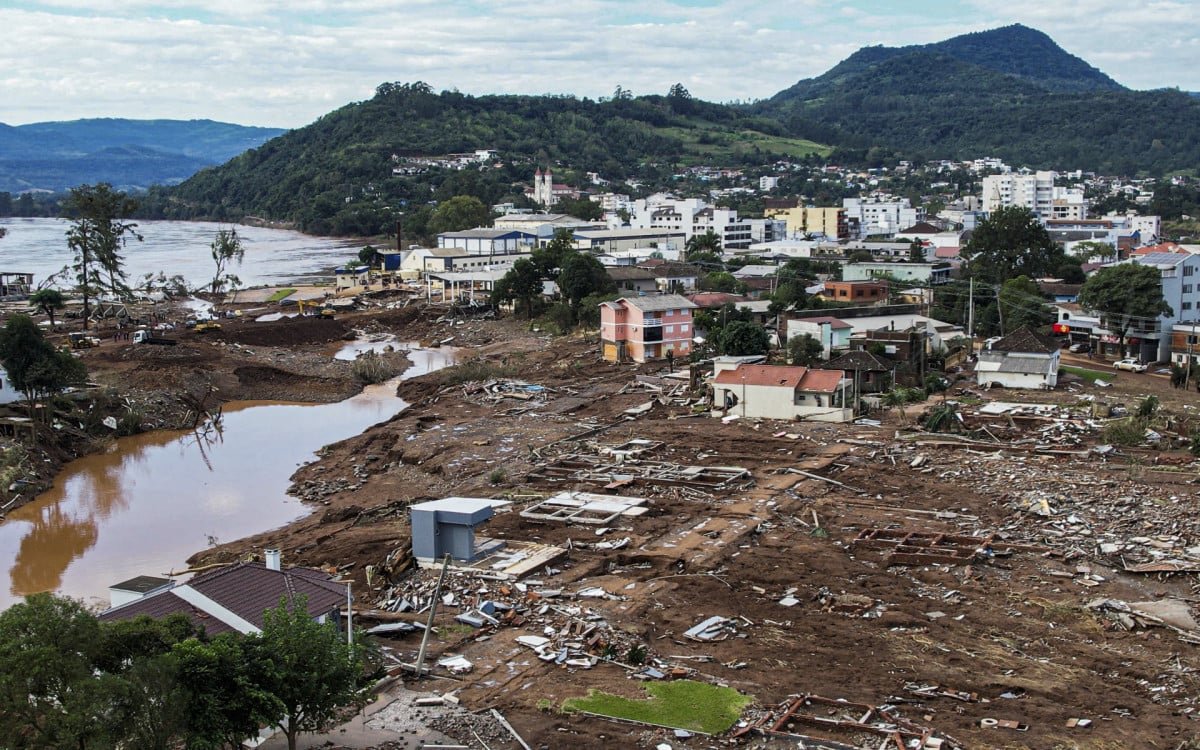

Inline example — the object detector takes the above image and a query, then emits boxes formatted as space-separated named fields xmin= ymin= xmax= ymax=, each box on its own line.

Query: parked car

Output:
xmin=1068 ymin=342 xmax=1091 ymax=353
xmin=1114 ymin=358 xmax=1148 ymax=373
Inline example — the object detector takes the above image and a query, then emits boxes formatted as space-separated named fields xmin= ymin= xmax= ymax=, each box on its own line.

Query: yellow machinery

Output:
xmin=297 ymin=300 xmax=335 ymax=319
xmin=68 ymin=332 xmax=101 ymax=349
xmin=194 ymin=320 xmax=223 ymax=333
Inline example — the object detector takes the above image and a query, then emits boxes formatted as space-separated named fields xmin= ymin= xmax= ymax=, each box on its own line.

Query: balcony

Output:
xmin=642 ymin=317 xmax=663 ymax=326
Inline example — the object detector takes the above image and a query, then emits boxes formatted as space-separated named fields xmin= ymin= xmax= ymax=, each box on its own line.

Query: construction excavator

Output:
xmin=297 ymin=299 xmax=336 ymax=319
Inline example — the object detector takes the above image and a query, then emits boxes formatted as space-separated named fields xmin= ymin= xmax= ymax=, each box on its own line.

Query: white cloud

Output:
xmin=1 ymin=1 xmax=1197 ymax=128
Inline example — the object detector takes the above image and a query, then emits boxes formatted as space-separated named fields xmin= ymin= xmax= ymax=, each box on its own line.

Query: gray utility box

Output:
xmin=410 ymin=497 xmax=501 ymax=562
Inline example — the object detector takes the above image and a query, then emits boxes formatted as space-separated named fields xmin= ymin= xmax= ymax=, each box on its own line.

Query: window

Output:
xmin=665 ymin=325 xmax=675 ymax=334
xmin=666 ymin=309 xmax=674 ymax=317
xmin=1186 ymin=266 xmax=1195 ymax=277
xmin=1186 ymin=285 xmax=1194 ymax=294
xmin=1184 ymin=302 xmax=1194 ymax=311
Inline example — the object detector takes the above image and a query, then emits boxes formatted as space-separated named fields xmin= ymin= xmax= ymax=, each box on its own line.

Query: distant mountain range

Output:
xmin=756 ymin=24 xmax=1200 ymax=174
xmin=0 ymin=119 xmax=286 ymax=193
xmin=138 ymin=24 xmax=1200 ymax=235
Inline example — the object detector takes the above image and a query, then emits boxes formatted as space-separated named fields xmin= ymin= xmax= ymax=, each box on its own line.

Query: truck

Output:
xmin=132 ymin=329 xmax=177 ymax=346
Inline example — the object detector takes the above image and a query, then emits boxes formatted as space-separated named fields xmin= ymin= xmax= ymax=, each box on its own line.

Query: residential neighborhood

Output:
xmin=7 ymin=19 xmax=1200 ymax=749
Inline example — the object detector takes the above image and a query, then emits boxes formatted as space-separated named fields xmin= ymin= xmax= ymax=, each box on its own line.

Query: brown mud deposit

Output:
xmin=13 ymin=298 xmax=1200 ymax=749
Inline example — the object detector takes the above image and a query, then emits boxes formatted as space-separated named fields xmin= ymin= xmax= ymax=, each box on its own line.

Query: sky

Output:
xmin=2 ymin=0 xmax=1198 ymax=129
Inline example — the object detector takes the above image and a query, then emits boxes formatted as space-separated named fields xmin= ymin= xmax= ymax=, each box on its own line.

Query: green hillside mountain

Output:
xmin=760 ymin=25 xmax=1199 ymax=174
xmin=143 ymin=83 xmax=828 ymax=235
xmin=0 ymin=118 xmax=285 ymax=192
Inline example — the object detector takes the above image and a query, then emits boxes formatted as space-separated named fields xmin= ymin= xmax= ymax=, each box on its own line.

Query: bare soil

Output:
xmin=15 ymin=300 xmax=1200 ymax=749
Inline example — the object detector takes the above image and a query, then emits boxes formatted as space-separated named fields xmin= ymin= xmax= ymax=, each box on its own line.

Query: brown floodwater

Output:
xmin=0 ymin=345 xmax=457 ymax=610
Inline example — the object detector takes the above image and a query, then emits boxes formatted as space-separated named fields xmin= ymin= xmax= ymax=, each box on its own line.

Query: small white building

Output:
xmin=975 ymin=327 xmax=1061 ymax=390
xmin=334 ymin=265 xmax=370 ymax=291
xmin=711 ymin=363 xmax=854 ymax=423
xmin=786 ymin=316 xmax=853 ymax=359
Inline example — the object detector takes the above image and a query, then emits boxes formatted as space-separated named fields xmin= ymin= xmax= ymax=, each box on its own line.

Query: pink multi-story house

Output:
xmin=599 ymin=294 xmax=697 ymax=363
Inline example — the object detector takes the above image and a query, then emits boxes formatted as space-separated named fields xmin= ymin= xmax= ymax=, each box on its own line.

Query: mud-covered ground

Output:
xmin=9 ymin=297 xmax=1200 ymax=749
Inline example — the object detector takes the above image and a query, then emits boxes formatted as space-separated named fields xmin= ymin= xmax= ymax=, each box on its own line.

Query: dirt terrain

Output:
xmin=14 ymin=297 xmax=1200 ymax=749
xmin=142 ymin=305 xmax=1199 ymax=750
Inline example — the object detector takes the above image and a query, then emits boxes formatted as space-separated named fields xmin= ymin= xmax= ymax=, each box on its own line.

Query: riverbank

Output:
xmin=0 ymin=300 xmax=428 ymax=521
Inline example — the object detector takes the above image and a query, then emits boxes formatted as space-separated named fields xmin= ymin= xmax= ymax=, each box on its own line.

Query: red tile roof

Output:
xmin=797 ymin=368 xmax=846 ymax=393
xmin=713 ymin=364 xmax=844 ymax=393
xmin=715 ymin=365 xmax=807 ymax=388
xmin=1131 ymin=242 xmax=1186 ymax=255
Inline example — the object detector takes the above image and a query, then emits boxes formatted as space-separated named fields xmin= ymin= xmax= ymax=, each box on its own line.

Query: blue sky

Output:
xmin=2 ymin=0 xmax=1197 ymax=128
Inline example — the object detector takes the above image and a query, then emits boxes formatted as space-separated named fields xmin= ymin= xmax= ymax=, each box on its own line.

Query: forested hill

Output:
xmin=142 ymin=83 xmax=828 ymax=235
xmin=0 ymin=118 xmax=285 ymax=193
xmin=758 ymin=25 xmax=1200 ymax=175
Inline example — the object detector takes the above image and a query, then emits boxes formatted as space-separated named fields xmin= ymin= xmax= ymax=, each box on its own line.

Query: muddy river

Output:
xmin=0 ymin=217 xmax=361 ymax=289
xmin=0 ymin=345 xmax=457 ymax=610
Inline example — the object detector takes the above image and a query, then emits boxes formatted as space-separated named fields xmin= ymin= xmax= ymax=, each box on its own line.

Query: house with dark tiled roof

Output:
xmin=98 ymin=550 xmax=347 ymax=636
xmin=710 ymin=362 xmax=854 ymax=422
xmin=820 ymin=349 xmax=896 ymax=394
xmin=975 ymin=326 xmax=1061 ymax=390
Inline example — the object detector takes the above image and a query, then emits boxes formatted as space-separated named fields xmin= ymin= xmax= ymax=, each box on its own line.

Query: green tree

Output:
xmin=210 ymin=228 xmax=246 ymax=295
xmin=908 ymin=239 xmax=925 ymax=262
xmin=251 ymin=596 xmax=369 ymax=750
xmin=961 ymin=206 xmax=1063 ymax=285
xmin=0 ymin=593 xmax=106 ymax=749
xmin=685 ymin=230 xmax=722 ymax=261
xmin=1071 ymin=240 xmax=1117 ymax=263
xmin=174 ymin=635 xmax=277 ymax=750
xmin=847 ymin=249 xmax=873 ymax=263
xmin=787 ymin=333 xmax=824 ymax=365
xmin=28 ymin=288 xmax=66 ymax=329
xmin=358 ymin=245 xmax=379 ymax=267
xmin=0 ymin=315 xmax=87 ymax=436
xmin=717 ymin=320 xmax=769 ymax=356
xmin=531 ymin=230 xmax=576 ymax=277
xmin=492 ymin=258 xmax=543 ymax=319
xmin=555 ymin=196 xmax=603 ymax=221
xmin=557 ymin=253 xmax=615 ymax=318
xmin=64 ymin=183 xmax=142 ymax=328
xmin=700 ymin=271 xmax=741 ymax=293
xmin=998 ymin=275 xmax=1052 ymax=334
xmin=428 ymin=195 xmax=491 ymax=235
xmin=1078 ymin=263 xmax=1173 ymax=356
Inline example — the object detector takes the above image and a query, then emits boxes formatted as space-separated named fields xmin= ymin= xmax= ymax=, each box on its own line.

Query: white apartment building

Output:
xmin=590 ymin=192 xmax=632 ymax=213
xmin=842 ymin=197 xmax=923 ymax=238
xmin=982 ymin=171 xmax=1088 ymax=221
xmin=628 ymin=196 xmax=783 ymax=250
xmin=759 ymin=176 xmax=779 ymax=192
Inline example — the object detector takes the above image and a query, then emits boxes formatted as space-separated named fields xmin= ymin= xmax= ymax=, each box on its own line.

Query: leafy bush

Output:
xmin=1103 ymin=417 xmax=1147 ymax=446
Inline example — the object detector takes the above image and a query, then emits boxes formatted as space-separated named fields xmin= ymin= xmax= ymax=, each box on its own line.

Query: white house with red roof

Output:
xmin=711 ymin=363 xmax=854 ymax=422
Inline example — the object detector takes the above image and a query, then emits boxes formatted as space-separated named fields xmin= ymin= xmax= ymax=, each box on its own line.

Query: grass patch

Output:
xmin=1061 ymin=365 xmax=1115 ymax=384
xmin=267 ymin=287 xmax=297 ymax=302
xmin=562 ymin=680 xmax=751 ymax=735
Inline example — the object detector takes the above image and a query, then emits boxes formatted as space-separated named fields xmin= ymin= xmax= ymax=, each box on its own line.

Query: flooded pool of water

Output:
xmin=0 ymin=344 xmax=458 ymax=610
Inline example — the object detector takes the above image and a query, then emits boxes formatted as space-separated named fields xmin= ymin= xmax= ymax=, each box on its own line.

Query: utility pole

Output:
xmin=1186 ymin=319 xmax=1197 ymax=391
xmin=995 ymin=283 xmax=1005 ymax=336
xmin=967 ymin=277 xmax=975 ymax=343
